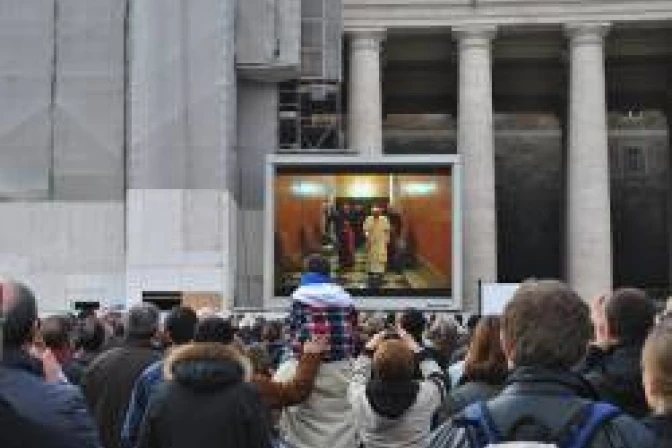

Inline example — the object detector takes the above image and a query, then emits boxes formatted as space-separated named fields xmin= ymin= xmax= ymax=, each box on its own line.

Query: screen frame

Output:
xmin=264 ymin=153 xmax=463 ymax=311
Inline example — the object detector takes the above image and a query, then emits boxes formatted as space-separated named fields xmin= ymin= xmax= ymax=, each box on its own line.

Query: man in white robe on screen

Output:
xmin=363 ymin=206 xmax=390 ymax=286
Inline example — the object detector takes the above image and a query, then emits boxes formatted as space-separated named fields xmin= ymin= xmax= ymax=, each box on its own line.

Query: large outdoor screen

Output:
xmin=265 ymin=156 xmax=461 ymax=309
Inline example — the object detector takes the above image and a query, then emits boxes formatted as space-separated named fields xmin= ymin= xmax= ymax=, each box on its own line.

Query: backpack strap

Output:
xmin=457 ymin=401 xmax=503 ymax=448
xmin=564 ymin=402 xmax=621 ymax=448
xmin=457 ymin=400 xmax=621 ymax=448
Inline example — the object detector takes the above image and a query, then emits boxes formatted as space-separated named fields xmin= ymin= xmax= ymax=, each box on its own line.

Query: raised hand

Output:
xmin=303 ymin=335 xmax=330 ymax=354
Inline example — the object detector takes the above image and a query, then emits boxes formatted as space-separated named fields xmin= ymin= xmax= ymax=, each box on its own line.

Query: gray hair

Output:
xmin=125 ymin=303 xmax=159 ymax=339
xmin=426 ymin=314 xmax=461 ymax=344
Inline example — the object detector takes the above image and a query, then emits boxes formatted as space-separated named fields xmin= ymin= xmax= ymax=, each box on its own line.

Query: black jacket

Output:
xmin=82 ymin=339 xmax=161 ymax=448
xmin=136 ymin=342 xmax=272 ymax=448
xmin=443 ymin=380 xmax=502 ymax=418
xmin=577 ymin=343 xmax=648 ymax=417
xmin=430 ymin=367 xmax=656 ymax=448
xmin=642 ymin=414 xmax=672 ymax=448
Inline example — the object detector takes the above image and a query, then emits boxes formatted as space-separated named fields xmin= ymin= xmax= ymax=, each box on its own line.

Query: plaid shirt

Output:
xmin=289 ymin=299 xmax=358 ymax=362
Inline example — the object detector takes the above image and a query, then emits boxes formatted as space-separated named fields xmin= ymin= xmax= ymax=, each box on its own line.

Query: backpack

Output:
xmin=455 ymin=400 xmax=622 ymax=448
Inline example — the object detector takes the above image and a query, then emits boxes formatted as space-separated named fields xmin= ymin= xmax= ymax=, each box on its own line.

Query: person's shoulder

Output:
xmin=1 ymin=369 xmax=52 ymax=404
xmin=85 ymin=346 xmax=120 ymax=371
xmin=449 ymin=382 xmax=481 ymax=400
xmin=642 ymin=413 xmax=672 ymax=436
xmin=38 ymin=380 xmax=90 ymax=415
xmin=594 ymin=412 xmax=657 ymax=448
xmin=0 ymin=364 xmax=39 ymax=386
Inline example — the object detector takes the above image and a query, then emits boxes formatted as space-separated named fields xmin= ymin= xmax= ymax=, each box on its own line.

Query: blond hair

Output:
xmin=643 ymin=319 xmax=672 ymax=409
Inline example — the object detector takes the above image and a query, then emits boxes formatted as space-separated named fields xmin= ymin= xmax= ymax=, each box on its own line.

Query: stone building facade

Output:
xmin=345 ymin=0 xmax=672 ymax=308
xmin=0 ymin=0 xmax=670 ymax=312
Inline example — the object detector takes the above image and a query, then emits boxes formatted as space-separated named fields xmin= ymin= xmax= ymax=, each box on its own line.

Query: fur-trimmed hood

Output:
xmin=164 ymin=343 xmax=252 ymax=391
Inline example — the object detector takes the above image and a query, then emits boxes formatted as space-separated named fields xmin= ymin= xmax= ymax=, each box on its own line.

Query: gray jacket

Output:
xmin=429 ymin=367 xmax=655 ymax=448
xmin=348 ymin=354 xmax=446 ymax=448
xmin=442 ymin=381 xmax=502 ymax=419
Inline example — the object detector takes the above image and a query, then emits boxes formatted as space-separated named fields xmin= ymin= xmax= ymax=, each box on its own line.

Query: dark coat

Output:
xmin=425 ymin=346 xmax=452 ymax=372
xmin=136 ymin=342 xmax=272 ymax=448
xmin=577 ymin=343 xmax=649 ymax=417
xmin=0 ymin=395 xmax=76 ymax=448
xmin=64 ymin=351 xmax=100 ymax=386
xmin=0 ymin=349 xmax=101 ymax=448
xmin=443 ymin=380 xmax=502 ymax=418
xmin=642 ymin=414 xmax=672 ymax=448
xmin=82 ymin=339 xmax=161 ymax=448
xmin=430 ymin=367 xmax=656 ymax=448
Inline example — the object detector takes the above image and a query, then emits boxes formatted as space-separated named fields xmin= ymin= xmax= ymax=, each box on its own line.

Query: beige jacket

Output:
xmin=275 ymin=358 xmax=357 ymax=448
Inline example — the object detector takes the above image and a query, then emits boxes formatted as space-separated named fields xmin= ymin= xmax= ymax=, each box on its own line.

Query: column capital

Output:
xmin=452 ymin=25 xmax=497 ymax=47
xmin=564 ymin=22 xmax=611 ymax=45
xmin=347 ymin=28 xmax=386 ymax=52
xmin=346 ymin=28 xmax=386 ymax=41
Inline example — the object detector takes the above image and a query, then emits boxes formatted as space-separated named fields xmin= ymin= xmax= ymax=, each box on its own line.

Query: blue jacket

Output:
xmin=121 ymin=360 xmax=165 ymax=448
xmin=0 ymin=349 xmax=101 ymax=448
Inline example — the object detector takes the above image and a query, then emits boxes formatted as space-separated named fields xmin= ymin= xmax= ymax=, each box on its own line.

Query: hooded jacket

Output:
xmin=136 ymin=342 xmax=272 ymax=448
xmin=348 ymin=354 xmax=446 ymax=448
xmin=577 ymin=343 xmax=649 ymax=417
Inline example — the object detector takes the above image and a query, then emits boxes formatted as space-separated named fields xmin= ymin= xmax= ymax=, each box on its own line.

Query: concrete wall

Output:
xmin=0 ymin=0 xmax=281 ymax=311
xmin=0 ymin=0 xmax=53 ymax=199
xmin=0 ymin=1 xmax=127 ymax=311
xmin=126 ymin=0 xmax=237 ymax=307
xmin=53 ymin=0 xmax=126 ymax=201
xmin=0 ymin=202 xmax=125 ymax=312
xmin=236 ymin=80 xmax=278 ymax=307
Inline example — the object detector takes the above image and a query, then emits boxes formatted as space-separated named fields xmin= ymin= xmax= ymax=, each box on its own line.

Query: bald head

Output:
xmin=1 ymin=281 xmax=38 ymax=348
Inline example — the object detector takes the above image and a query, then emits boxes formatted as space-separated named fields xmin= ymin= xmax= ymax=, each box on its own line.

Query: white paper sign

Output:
xmin=482 ymin=283 xmax=520 ymax=315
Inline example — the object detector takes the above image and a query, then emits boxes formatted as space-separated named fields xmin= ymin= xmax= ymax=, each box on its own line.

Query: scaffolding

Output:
xmin=278 ymin=0 xmax=344 ymax=152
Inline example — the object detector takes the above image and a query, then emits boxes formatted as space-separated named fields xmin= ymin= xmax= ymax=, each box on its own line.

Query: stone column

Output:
xmin=454 ymin=26 xmax=498 ymax=310
xmin=347 ymin=29 xmax=385 ymax=155
xmin=565 ymin=23 xmax=612 ymax=301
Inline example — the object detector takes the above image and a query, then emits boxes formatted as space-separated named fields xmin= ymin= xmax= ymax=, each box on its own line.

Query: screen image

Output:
xmin=273 ymin=165 xmax=453 ymax=297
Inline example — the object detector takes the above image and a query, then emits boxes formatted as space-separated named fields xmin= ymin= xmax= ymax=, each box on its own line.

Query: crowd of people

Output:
xmin=1 ymin=254 xmax=672 ymax=448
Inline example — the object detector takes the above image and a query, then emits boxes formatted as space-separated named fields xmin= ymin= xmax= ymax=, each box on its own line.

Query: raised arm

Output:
xmin=252 ymin=337 xmax=327 ymax=408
